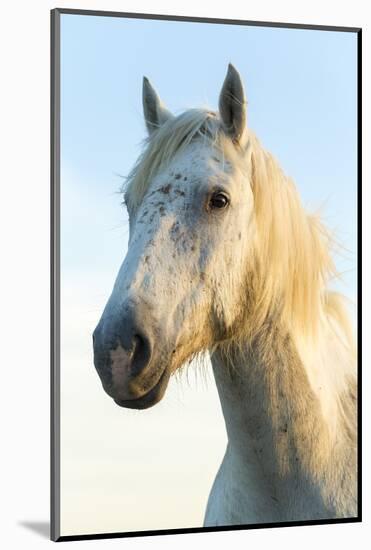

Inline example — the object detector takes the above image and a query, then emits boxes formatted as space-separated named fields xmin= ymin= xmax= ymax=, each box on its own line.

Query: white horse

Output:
xmin=93 ymin=64 xmax=357 ymax=526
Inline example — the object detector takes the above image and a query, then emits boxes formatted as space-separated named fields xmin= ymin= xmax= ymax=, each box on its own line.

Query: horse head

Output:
xmin=93 ymin=65 xmax=255 ymax=409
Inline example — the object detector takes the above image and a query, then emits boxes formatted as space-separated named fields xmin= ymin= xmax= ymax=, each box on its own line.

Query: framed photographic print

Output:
xmin=51 ymin=8 xmax=361 ymax=542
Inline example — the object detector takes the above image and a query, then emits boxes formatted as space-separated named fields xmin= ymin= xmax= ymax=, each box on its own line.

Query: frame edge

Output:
xmin=51 ymin=7 xmax=61 ymax=543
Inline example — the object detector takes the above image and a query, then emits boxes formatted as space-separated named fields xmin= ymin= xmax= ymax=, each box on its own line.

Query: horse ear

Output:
xmin=218 ymin=64 xmax=247 ymax=143
xmin=142 ymin=77 xmax=173 ymax=134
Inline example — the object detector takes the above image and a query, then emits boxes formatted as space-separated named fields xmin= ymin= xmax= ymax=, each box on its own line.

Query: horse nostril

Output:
xmin=130 ymin=332 xmax=152 ymax=377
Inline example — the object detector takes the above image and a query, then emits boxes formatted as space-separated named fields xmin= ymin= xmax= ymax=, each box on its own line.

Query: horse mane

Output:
xmin=123 ymin=108 xmax=354 ymax=350
xmin=247 ymin=134 xmax=339 ymax=341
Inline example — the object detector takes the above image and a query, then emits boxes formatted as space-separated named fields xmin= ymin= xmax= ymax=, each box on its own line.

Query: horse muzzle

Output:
xmin=93 ymin=299 xmax=171 ymax=409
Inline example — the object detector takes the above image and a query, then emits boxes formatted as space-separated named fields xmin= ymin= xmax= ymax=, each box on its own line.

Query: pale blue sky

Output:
xmin=60 ymin=13 xmax=357 ymax=303
xmin=59 ymin=13 xmax=358 ymax=535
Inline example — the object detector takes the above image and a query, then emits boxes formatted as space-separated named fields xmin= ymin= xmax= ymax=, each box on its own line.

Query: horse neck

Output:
xmin=210 ymin=320 xmax=357 ymax=516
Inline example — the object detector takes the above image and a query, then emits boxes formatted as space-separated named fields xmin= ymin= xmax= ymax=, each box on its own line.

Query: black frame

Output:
xmin=50 ymin=8 xmax=362 ymax=542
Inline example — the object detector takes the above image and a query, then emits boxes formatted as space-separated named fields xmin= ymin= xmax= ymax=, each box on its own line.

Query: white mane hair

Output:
xmin=123 ymin=107 xmax=354 ymax=352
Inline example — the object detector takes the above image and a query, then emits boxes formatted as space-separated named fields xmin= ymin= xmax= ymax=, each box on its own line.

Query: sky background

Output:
xmin=60 ymin=13 xmax=357 ymax=536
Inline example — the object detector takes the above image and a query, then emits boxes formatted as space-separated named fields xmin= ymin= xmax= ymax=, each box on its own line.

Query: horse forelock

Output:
xmin=123 ymin=109 xmax=222 ymax=211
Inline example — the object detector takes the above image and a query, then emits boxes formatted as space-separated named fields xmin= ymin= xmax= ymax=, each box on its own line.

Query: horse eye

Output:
xmin=209 ymin=192 xmax=229 ymax=210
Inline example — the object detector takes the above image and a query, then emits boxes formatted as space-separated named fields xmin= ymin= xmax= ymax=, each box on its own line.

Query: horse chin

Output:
xmin=112 ymin=365 xmax=171 ymax=410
